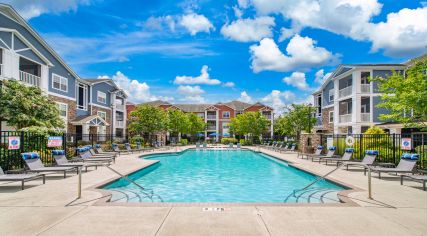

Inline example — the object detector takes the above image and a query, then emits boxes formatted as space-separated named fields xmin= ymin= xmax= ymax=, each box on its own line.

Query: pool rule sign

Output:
xmin=401 ymin=138 xmax=412 ymax=151
xmin=48 ymin=136 xmax=63 ymax=147
xmin=8 ymin=137 xmax=20 ymax=150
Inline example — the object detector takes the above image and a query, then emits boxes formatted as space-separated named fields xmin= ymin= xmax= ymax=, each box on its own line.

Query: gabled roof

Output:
xmin=70 ymin=115 xmax=109 ymax=126
xmin=82 ymin=78 xmax=128 ymax=98
xmin=175 ymin=104 xmax=210 ymax=112
xmin=223 ymin=100 xmax=252 ymax=111
xmin=142 ymin=100 xmax=171 ymax=107
xmin=0 ymin=4 xmax=81 ymax=81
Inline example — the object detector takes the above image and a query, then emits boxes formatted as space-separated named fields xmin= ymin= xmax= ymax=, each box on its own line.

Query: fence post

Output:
xmin=20 ymin=131 xmax=25 ymax=169
xmin=74 ymin=134 xmax=78 ymax=156
xmin=392 ymin=133 xmax=396 ymax=164
xmin=63 ymin=133 xmax=67 ymax=154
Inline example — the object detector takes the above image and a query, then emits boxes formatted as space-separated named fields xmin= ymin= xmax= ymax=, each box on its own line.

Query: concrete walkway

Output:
xmin=0 ymin=146 xmax=426 ymax=236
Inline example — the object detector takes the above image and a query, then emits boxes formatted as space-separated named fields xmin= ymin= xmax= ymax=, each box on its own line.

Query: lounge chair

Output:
xmin=282 ymin=144 xmax=296 ymax=153
xmin=203 ymin=143 xmax=207 ymax=149
xmin=229 ymin=143 xmax=234 ymax=149
xmin=273 ymin=143 xmax=284 ymax=152
xmin=342 ymin=150 xmax=378 ymax=174
xmin=320 ymin=148 xmax=354 ymax=166
xmin=301 ymin=145 xmax=323 ymax=159
xmin=237 ymin=143 xmax=241 ymax=149
xmin=0 ymin=166 xmax=45 ymax=190
xmin=311 ymin=146 xmax=337 ymax=162
xmin=112 ymin=144 xmax=129 ymax=155
xmin=125 ymin=143 xmax=137 ymax=153
xmin=370 ymin=153 xmax=419 ymax=179
xmin=94 ymin=144 xmax=117 ymax=157
xmin=89 ymin=147 xmax=116 ymax=158
xmin=268 ymin=142 xmax=278 ymax=150
xmin=78 ymin=147 xmax=115 ymax=164
xmin=21 ymin=153 xmax=78 ymax=178
xmin=52 ymin=150 xmax=104 ymax=172
xmin=277 ymin=144 xmax=289 ymax=153
xmin=401 ymin=174 xmax=427 ymax=191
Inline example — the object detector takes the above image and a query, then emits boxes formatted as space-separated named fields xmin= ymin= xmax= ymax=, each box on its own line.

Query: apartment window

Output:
xmin=97 ymin=91 xmax=107 ymax=104
xmin=76 ymin=83 xmax=88 ymax=110
xmin=329 ymin=89 xmax=334 ymax=102
xmin=57 ymin=103 xmax=67 ymax=118
xmin=97 ymin=111 xmax=107 ymax=121
xmin=329 ymin=111 xmax=334 ymax=123
xmin=52 ymin=74 xmax=68 ymax=92
xmin=223 ymin=111 xmax=230 ymax=118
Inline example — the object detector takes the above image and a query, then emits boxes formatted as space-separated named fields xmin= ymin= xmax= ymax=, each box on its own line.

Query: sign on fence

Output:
xmin=8 ymin=137 xmax=20 ymax=150
xmin=47 ymin=136 xmax=63 ymax=147
xmin=345 ymin=136 xmax=355 ymax=146
xmin=401 ymin=138 xmax=412 ymax=150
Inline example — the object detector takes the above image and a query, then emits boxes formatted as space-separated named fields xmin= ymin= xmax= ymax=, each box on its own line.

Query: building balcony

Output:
xmin=338 ymin=86 xmax=352 ymax=98
xmin=339 ymin=114 xmax=352 ymax=123
xmin=207 ymin=125 xmax=216 ymax=131
xmin=361 ymin=84 xmax=371 ymax=93
xmin=19 ymin=70 xmax=40 ymax=87
xmin=115 ymin=120 xmax=125 ymax=127
xmin=361 ymin=113 xmax=371 ymax=122
xmin=115 ymin=104 xmax=125 ymax=111
xmin=206 ymin=115 xmax=217 ymax=120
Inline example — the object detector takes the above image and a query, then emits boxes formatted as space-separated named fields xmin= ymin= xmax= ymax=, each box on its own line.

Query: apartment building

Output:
xmin=313 ymin=64 xmax=407 ymax=134
xmin=127 ymin=100 xmax=274 ymax=141
xmin=0 ymin=4 xmax=127 ymax=139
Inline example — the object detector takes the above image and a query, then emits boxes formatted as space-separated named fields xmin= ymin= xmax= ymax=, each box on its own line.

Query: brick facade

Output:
xmin=49 ymin=95 xmax=77 ymax=134
xmin=299 ymin=134 xmax=323 ymax=154
xmin=321 ymin=107 xmax=334 ymax=133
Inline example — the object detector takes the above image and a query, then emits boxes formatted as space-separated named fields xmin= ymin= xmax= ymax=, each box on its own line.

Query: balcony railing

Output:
xmin=19 ymin=70 xmax=40 ymax=87
xmin=207 ymin=125 xmax=216 ymax=130
xmin=115 ymin=120 xmax=124 ymax=127
xmin=207 ymin=115 xmax=217 ymax=120
xmin=338 ymin=86 xmax=352 ymax=98
xmin=115 ymin=104 xmax=125 ymax=110
xmin=361 ymin=84 xmax=371 ymax=93
xmin=339 ymin=114 xmax=352 ymax=123
xmin=361 ymin=113 xmax=371 ymax=122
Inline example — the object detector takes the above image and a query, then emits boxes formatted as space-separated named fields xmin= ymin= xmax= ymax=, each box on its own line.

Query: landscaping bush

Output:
xmin=130 ymin=135 xmax=144 ymax=145
xmin=180 ymin=138 xmax=188 ymax=145
xmin=239 ymin=139 xmax=253 ymax=146
xmin=221 ymin=138 xmax=238 ymax=144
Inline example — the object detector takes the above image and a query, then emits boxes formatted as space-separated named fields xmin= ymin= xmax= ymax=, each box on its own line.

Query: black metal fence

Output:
xmin=0 ymin=131 xmax=127 ymax=171
xmin=319 ymin=133 xmax=427 ymax=169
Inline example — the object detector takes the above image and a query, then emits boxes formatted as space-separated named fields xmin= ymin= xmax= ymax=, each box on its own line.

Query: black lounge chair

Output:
xmin=0 ymin=166 xmax=45 ymax=190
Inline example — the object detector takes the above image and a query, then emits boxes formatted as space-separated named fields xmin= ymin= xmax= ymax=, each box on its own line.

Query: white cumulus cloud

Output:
xmin=177 ymin=85 xmax=205 ymax=95
xmin=3 ymin=0 xmax=92 ymax=19
xmin=261 ymin=90 xmax=296 ymax=113
xmin=180 ymin=13 xmax=214 ymax=35
xmin=99 ymin=71 xmax=173 ymax=103
xmin=223 ymin=82 xmax=235 ymax=87
xmin=174 ymin=65 xmax=221 ymax=85
xmin=314 ymin=69 xmax=332 ymax=84
xmin=364 ymin=7 xmax=427 ymax=57
xmin=249 ymin=35 xmax=339 ymax=73
xmin=238 ymin=91 xmax=253 ymax=103
xmin=221 ymin=16 xmax=275 ymax=42
xmin=282 ymin=72 xmax=309 ymax=90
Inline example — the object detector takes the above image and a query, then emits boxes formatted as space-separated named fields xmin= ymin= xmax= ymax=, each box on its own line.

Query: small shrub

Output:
xmin=180 ymin=139 xmax=188 ymax=145
xmin=130 ymin=135 xmax=144 ymax=145
xmin=221 ymin=138 xmax=238 ymax=144
xmin=239 ymin=139 xmax=253 ymax=146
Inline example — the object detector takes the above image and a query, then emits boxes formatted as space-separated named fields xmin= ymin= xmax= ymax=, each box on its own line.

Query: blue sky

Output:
xmin=6 ymin=0 xmax=427 ymax=111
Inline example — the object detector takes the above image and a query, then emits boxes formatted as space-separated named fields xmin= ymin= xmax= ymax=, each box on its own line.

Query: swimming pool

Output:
xmin=103 ymin=149 xmax=347 ymax=203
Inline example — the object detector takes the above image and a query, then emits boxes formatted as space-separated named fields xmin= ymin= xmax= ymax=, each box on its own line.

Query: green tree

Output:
xmin=128 ymin=104 xmax=168 ymax=143
xmin=274 ymin=104 xmax=316 ymax=140
xmin=229 ymin=112 xmax=270 ymax=143
xmin=167 ymin=109 xmax=190 ymax=140
xmin=186 ymin=113 xmax=206 ymax=141
xmin=0 ymin=80 xmax=64 ymax=130
xmin=371 ymin=59 xmax=427 ymax=129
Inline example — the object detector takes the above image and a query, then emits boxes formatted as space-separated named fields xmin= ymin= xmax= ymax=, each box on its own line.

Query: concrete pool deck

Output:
xmin=0 ymin=146 xmax=426 ymax=235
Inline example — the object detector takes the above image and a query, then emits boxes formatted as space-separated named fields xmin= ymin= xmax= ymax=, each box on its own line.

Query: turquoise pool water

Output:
xmin=104 ymin=150 xmax=346 ymax=203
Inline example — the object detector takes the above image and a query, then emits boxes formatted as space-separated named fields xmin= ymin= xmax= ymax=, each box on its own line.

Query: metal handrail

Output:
xmin=103 ymin=165 xmax=164 ymax=202
xmin=292 ymin=162 xmax=345 ymax=197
